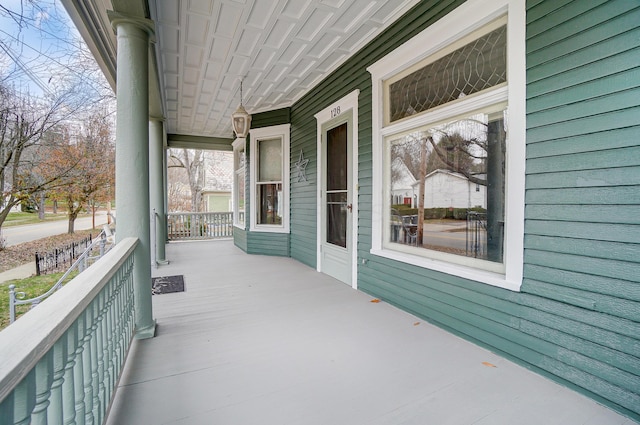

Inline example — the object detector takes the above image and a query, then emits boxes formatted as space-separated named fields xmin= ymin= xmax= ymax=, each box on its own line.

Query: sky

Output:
xmin=0 ymin=0 xmax=108 ymax=101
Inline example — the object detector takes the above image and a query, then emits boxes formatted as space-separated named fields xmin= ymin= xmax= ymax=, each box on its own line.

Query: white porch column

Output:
xmin=109 ymin=12 xmax=156 ymax=339
xmin=149 ymin=118 xmax=168 ymax=264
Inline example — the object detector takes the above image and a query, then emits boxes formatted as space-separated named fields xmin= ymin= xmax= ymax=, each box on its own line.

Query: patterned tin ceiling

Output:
xmin=150 ymin=0 xmax=419 ymax=138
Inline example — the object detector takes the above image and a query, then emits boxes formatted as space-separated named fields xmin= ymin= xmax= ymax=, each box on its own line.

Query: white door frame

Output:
xmin=314 ymin=89 xmax=359 ymax=289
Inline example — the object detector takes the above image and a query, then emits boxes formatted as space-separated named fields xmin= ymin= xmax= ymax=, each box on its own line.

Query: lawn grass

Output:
xmin=3 ymin=212 xmax=69 ymax=227
xmin=0 ymin=271 xmax=78 ymax=330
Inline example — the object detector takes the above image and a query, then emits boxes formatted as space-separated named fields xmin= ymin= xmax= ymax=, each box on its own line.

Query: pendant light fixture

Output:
xmin=232 ymin=79 xmax=251 ymax=138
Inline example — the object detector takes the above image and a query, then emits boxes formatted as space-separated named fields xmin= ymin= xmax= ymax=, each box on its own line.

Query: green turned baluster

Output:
xmin=103 ymin=284 xmax=112 ymax=405
xmin=31 ymin=351 xmax=53 ymax=424
xmin=112 ymin=272 xmax=124 ymax=373
xmin=89 ymin=299 xmax=101 ymax=424
xmin=94 ymin=291 xmax=106 ymax=424
xmin=1 ymin=369 xmax=37 ymax=425
xmin=83 ymin=303 xmax=95 ymax=425
xmin=63 ymin=324 xmax=79 ymax=425
xmin=73 ymin=315 xmax=87 ymax=424
xmin=46 ymin=337 xmax=68 ymax=423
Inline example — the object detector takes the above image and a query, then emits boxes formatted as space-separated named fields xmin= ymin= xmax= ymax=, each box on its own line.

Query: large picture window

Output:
xmin=249 ymin=124 xmax=290 ymax=233
xmin=368 ymin=0 xmax=525 ymax=290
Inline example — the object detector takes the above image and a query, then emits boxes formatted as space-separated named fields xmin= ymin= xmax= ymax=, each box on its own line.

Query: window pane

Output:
xmin=327 ymin=123 xmax=347 ymax=191
xmin=389 ymin=25 xmax=506 ymax=122
xmin=257 ymin=183 xmax=282 ymax=225
xmin=258 ymin=138 xmax=282 ymax=181
xmin=388 ymin=110 xmax=505 ymax=263
xmin=236 ymin=168 xmax=245 ymax=225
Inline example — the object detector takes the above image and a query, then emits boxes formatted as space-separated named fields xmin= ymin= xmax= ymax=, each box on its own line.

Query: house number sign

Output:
xmin=330 ymin=106 xmax=341 ymax=118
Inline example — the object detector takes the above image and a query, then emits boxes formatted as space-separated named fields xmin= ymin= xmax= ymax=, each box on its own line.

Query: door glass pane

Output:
xmin=326 ymin=123 xmax=348 ymax=248
xmin=258 ymin=138 xmax=282 ymax=181
xmin=327 ymin=123 xmax=347 ymax=191
xmin=327 ymin=203 xmax=347 ymax=247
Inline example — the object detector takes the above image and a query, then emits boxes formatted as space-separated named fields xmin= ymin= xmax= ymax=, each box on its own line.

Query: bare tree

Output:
xmin=0 ymin=0 xmax=116 ymax=236
xmin=168 ymin=148 xmax=205 ymax=212
xmin=0 ymin=83 xmax=79 ymax=228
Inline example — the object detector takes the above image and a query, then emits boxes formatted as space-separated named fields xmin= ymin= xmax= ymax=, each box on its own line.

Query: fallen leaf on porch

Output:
xmin=370 ymin=299 xmax=380 ymax=303
xmin=482 ymin=362 xmax=497 ymax=368
xmin=413 ymin=322 xmax=420 ymax=326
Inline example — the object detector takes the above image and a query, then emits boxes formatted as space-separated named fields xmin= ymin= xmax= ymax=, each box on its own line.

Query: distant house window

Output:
xmin=368 ymin=0 xmax=525 ymax=291
xmin=249 ymin=124 xmax=290 ymax=233
xmin=232 ymin=138 xmax=246 ymax=228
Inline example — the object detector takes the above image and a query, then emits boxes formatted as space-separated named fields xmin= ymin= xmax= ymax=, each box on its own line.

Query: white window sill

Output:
xmin=369 ymin=248 xmax=522 ymax=292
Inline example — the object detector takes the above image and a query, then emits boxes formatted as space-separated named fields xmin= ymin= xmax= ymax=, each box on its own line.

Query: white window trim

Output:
xmin=367 ymin=0 xmax=525 ymax=292
xmin=249 ymin=124 xmax=291 ymax=233
xmin=232 ymin=137 xmax=246 ymax=229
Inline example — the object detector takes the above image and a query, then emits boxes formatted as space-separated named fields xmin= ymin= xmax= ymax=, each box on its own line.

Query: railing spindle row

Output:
xmin=0 ymin=239 xmax=138 ymax=425
xmin=167 ymin=212 xmax=233 ymax=240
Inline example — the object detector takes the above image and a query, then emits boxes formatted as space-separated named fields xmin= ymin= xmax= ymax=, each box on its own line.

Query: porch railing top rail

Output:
xmin=0 ymin=237 xmax=138 ymax=404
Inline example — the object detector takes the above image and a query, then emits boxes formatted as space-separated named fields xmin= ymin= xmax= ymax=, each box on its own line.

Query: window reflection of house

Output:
xmin=390 ymin=157 xmax=417 ymax=206
xmin=416 ymin=169 xmax=487 ymax=209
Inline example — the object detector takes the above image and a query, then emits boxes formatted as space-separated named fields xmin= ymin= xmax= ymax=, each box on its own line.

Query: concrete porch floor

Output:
xmin=105 ymin=240 xmax=634 ymax=425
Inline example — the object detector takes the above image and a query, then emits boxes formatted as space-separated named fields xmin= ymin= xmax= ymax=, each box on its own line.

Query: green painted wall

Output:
xmin=234 ymin=227 xmax=248 ymax=251
xmin=206 ymin=193 xmax=230 ymax=212
xmin=285 ymin=0 xmax=640 ymax=420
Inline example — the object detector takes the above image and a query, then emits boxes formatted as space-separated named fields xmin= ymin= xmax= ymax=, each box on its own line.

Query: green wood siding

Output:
xmin=251 ymin=108 xmax=290 ymax=129
xmin=234 ymin=227 xmax=248 ymax=251
xmin=282 ymin=0 xmax=640 ymax=420
xmin=246 ymin=232 xmax=290 ymax=257
xmin=522 ymin=1 xmax=640 ymax=416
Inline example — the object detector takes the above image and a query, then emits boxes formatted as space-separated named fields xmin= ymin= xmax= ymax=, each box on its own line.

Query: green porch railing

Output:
xmin=0 ymin=237 xmax=138 ymax=425
xmin=167 ymin=212 xmax=233 ymax=240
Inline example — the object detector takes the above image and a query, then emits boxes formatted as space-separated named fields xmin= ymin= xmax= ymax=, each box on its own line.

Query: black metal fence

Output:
xmin=35 ymin=234 xmax=92 ymax=276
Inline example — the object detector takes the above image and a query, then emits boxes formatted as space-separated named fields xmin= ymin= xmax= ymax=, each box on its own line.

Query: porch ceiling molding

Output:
xmin=64 ymin=0 xmax=420 ymax=140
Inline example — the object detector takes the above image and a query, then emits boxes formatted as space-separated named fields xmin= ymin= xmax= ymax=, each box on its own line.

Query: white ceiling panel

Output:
xmin=333 ymin=1 xmax=376 ymax=34
xmin=157 ymin=1 xmax=180 ymax=25
xmin=184 ymin=45 xmax=204 ymax=68
xmin=150 ymin=0 xmax=420 ymax=138
xmin=186 ymin=14 xmax=210 ymax=45
xmin=188 ymin=0 xmax=214 ymax=15
xmin=214 ymin=3 xmax=243 ymax=38
xmin=297 ymin=9 xmax=332 ymax=42
xmin=264 ymin=20 xmax=295 ymax=49
xmin=247 ymin=0 xmax=278 ymax=30
xmin=209 ymin=37 xmax=232 ymax=61
xmin=281 ymin=0 xmax=312 ymax=20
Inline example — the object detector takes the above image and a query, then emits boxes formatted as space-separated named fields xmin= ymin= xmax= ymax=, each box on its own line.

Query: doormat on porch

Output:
xmin=152 ymin=275 xmax=185 ymax=295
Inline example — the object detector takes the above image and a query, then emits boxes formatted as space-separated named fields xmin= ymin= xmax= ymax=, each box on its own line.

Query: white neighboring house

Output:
xmin=390 ymin=157 xmax=417 ymax=207
xmin=413 ymin=169 xmax=487 ymax=209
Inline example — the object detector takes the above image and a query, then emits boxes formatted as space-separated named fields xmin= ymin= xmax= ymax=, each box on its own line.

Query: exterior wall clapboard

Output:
xmin=283 ymin=0 xmax=640 ymax=420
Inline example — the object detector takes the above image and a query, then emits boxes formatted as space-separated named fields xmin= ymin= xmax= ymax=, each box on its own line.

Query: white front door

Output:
xmin=315 ymin=90 xmax=359 ymax=288
xmin=321 ymin=118 xmax=352 ymax=285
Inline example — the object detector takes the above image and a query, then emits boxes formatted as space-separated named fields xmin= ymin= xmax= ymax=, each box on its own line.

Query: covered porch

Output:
xmin=105 ymin=240 xmax=632 ymax=425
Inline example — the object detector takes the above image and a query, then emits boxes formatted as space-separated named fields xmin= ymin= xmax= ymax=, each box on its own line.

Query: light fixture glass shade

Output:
xmin=232 ymin=104 xmax=251 ymax=138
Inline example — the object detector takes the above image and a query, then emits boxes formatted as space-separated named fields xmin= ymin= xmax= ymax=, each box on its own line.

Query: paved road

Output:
xmin=1 ymin=211 xmax=110 ymax=246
